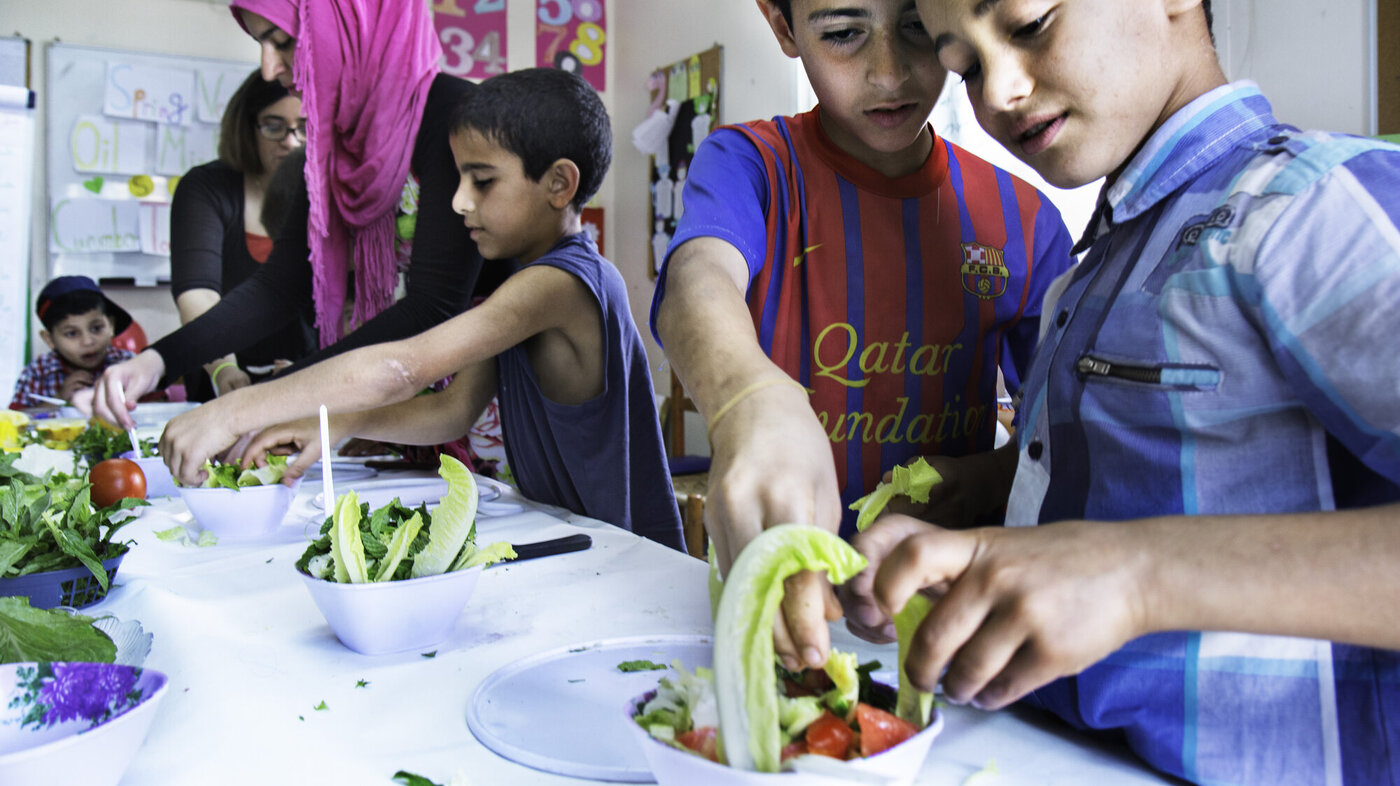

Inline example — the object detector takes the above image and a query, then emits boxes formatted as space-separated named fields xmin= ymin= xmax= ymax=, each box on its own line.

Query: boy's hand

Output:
xmin=706 ymin=382 xmax=843 ymax=670
xmin=92 ymin=350 xmax=166 ymax=429
xmin=241 ymin=416 xmax=323 ymax=484
xmin=212 ymin=365 xmax=252 ymax=395
xmin=159 ymin=400 xmax=241 ymax=487
xmin=884 ymin=446 xmax=1019 ymax=530
xmin=58 ymin=370 xmax=96 ymax=402
xmin=860 ymin=515 xmax=1149 ymax=710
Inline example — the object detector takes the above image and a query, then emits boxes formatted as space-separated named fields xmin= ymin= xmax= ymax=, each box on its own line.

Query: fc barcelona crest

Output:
xmin=960 ymin=242 xmax=1008 ymax=300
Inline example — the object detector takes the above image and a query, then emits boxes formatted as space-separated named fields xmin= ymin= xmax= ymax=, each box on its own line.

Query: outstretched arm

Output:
xmin=159 ymin=264 xmax=579 ymax=486
xmin=857 ymin=503 xmax=1400 ymax=710
xmin=656 ymin=236 xmax=843 ymax=671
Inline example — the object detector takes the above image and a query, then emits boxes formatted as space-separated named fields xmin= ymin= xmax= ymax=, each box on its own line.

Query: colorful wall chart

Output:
xmin=536 ymin=0 xmax=606 ymax=92
xmin=432 ymin=0 xmax=508 ymax=80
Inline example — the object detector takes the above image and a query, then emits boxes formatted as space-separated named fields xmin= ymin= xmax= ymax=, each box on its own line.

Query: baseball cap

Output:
xmin=35 ymin=276 xmax=133 ymax=335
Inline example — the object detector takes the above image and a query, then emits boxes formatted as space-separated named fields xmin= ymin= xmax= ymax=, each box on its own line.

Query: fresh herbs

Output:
xmin=0 ymin=454 xmax=145 ymax=591
xmin=69 ymin=423 xmax=156 ymax=468
xmin=0 ymin=597 xmax=117 ymax=664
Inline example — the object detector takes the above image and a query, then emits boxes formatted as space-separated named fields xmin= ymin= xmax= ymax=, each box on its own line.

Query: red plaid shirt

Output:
xmin=9 ymin=347 xmax=134 ymax=409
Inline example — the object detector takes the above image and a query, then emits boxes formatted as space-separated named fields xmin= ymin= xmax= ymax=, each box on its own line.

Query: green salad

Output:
xmin=0 ymin=454 xmax=145 ymax=591
xmin=183 ymin=454 xmax=289 ymax=489
xmin=296 ymin=455 xmax=514 ymax=583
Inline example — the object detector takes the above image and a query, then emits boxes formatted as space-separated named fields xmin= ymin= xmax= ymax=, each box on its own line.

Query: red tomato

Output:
xmin=89 ymin=458 xmax=146 ymax=508
xmin=676 ymin=726 xmax=719 ymax=762
xmin=804 ymin=711 xmax=855 ymax=759
xmin=780 ymin=739 xmax=808 ymax=762
xmin=855 ymin=703 xmax=919 ymax=758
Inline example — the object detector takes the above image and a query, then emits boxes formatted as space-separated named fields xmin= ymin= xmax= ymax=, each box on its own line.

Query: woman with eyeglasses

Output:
xmin=168 ymin=69 xmax=315 ymax=402
xmin=87 ymin=0 xmax=509 ymax=430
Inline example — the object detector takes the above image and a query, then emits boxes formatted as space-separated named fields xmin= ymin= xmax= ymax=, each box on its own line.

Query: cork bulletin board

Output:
xmin=645 ymin=45 xmax=721 ymax=279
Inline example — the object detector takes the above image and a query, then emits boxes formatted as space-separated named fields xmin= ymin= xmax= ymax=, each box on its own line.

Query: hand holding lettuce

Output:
xmin=182 ymin=454 xmax=289 ymax=489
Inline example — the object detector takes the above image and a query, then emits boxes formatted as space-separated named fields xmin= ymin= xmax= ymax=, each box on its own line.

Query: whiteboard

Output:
xmin=0 ymin=85 xmax=35 ymax=402
xmin=45 ymin=43 xmax=255 ymax=286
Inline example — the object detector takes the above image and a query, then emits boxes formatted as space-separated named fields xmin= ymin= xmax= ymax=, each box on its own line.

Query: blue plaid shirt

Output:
xmin=1006 ymin=82 xmax=1400 ymax=785
xmin=10 ymin=347 xmax=133 ymax=409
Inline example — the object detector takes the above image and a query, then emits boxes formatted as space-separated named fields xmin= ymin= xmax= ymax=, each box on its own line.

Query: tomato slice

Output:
xmin=855 ymin=703 xmax=920 ymax=758
xmin=676 ymin=726 xmax=719 ymax=762
xmin=804 ymin=711 xmax=855 ymax=759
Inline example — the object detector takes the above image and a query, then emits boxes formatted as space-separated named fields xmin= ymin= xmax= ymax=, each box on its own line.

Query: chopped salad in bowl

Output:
xmin=628 ymin=524 xmax=942 ymax=784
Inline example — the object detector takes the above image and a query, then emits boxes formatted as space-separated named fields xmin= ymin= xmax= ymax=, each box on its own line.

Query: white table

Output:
xmin=92 ymin=473 xmax=1177 ymax=786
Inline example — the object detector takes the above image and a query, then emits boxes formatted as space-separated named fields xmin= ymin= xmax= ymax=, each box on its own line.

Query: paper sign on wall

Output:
xmin=103 ymin=63 xmax=195 ymax=126
xmin=139 ymin=203 xmax=171 ymax=256
xmin=536 ymin=0 xmax=606 ymax=92
xmin=70 ymin=114 xmax=151 ymax=175
xmin=155 ymin=124 xmax=217 ymax=175
xmin=195 ymin=67 xmax=256 ymax=124
xmin=433 ymin=0 xmax=508 ymax=80
xmin=49 ymin=197 xmax=141 ymax=254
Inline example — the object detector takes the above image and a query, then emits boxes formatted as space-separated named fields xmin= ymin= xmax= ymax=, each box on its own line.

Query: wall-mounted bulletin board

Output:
xmin=45 ymin=43 xmax=254 ymax=286
xmin=432 ymin=0 xmax=508 ymax=80
xmin=646 ymin=45 xmax=721 ymax=279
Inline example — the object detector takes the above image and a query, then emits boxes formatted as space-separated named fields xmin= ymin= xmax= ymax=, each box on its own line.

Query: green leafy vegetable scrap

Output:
xmin=0 ymin=597 xmax=117 ymax=664
xmin=618 ymin=659 xmax=668 ymax=672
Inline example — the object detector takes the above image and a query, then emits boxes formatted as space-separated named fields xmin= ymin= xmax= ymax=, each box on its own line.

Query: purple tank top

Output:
xmin=495 ymin=233 xmax=684 ymax=551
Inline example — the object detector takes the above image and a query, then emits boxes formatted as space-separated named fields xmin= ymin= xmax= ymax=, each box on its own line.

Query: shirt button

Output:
xmin=1267 ymin=135 xmax=1287 ymax=145
xmin=1028 ymin=441 xmax=1044 ymax=460
xmin=1055 ymin=310 xmax=1068 ymax=327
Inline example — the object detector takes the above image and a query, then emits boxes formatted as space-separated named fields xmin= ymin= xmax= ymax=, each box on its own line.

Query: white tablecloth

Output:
xmin=90 ymin=474 xmax=1177 ymax=786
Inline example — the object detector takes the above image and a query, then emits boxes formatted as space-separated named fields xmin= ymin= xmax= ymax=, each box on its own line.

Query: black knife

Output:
xmin=504 ymin=534 xmax=592 ymax=563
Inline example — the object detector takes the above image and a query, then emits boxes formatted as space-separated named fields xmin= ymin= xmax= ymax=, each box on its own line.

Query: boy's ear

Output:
xmin=39 ymin=329 xmax=55 ymax=352
xmin=545 ymin=158 xmax=581 ymax=210
xmin=757 ymin=0 xmax=801 ymax=59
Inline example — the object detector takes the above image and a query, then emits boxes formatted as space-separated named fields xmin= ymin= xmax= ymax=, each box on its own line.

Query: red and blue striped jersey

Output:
xmin=653 ymin=108 xmax=1074 ymax=535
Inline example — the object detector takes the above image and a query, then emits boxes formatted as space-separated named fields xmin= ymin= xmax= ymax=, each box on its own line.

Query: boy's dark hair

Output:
xmin=260 ymin=146 xmax=307 ymax=240
xmin=449 ymin=68 xmax=612 ymax=211
xmin=1202 ymin=0 xmax=1213 ymax=41
xmin=34 ymin=275 xmax=132 ymax=335
xmin=772 ymin=0 xmax=793 ymax=28
xmin=219 ymin=68 xmax=292 ymax=176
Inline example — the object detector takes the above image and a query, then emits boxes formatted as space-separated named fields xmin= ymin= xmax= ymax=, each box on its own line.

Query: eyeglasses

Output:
xmin=257 ymin=118 xmax=307 ymax=142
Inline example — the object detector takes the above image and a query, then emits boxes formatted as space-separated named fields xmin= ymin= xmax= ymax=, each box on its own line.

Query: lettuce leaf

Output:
xmin=713 ymin=524 xmax=867 ymax=772
xmin=848 ymin=457 xmax=944 ymax=531
xmin=410 ymin=455 xmax=479 ymax=578
xmin=894 ymin=592 xmax=935 ymax=726
xmin=0 ymin=597 xmax=116 ymax=664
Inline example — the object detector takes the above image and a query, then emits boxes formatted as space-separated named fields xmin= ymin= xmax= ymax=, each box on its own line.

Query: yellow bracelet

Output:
xmin=705 ymin=377 xmax=808 ymax=440
xmin=210 ymin=361 xmax=237 ymax=393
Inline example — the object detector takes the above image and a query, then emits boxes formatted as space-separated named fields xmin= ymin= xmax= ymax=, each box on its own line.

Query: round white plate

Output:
xmin=309 ymin=477 xmax=500 ymax=510
xmin=467 ymin=634 xmax=711 ymax=782
xmin=301 ymin=462 xmax=379 ymax=484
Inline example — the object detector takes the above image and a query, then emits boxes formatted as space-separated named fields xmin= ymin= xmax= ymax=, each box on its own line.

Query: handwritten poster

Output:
xmin=195 ymin=66 xmax=258 ymax=124
xmin=154 ymin=124 xmax=217 ymax=176
xmin=70 ymin=114 xmax=151 ymax=175
xmin=433 ymin=0 xmax=508 ymax=80
xmin=536 ymin=0 xmax=606 ymax=92
xmin=139 ymin=203 xmax=171 ymax=256
xmin=49 ymin=198 xmax=141 ymax=254
xmin=103 ymin=63 xmax=195 ymax=126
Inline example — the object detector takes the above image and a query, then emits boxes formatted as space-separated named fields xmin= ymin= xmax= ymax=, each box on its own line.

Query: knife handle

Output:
xmin=509 ymin=534 xmax=593 ymax=562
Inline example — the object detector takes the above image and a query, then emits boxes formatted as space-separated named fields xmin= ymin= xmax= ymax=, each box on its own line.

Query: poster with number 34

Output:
xmin=433 ymin=0 xmax=508 ymax=81
xmin=536 ymin=0 xmax=606 ymax=92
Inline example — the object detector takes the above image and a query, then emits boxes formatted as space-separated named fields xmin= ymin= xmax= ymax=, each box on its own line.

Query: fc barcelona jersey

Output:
xmin=653 ymin=108 xmax=1074 ymax=535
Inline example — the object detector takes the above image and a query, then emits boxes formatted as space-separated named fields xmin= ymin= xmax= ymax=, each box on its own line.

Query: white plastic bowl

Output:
xmin=0 ymin=662 xmax=168 ymax=786
xmin=299 ymin=565 xmax=484 ymax=655
xmin=123 ymin=455 xmax=177 ymax=498
xmin=177 ymin=479 xmax=300 ymax=541
xmin=624 ymin=692 xmax=943 ymax=786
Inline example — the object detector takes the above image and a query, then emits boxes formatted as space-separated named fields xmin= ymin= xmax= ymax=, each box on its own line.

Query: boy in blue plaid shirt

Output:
xmin=847 ymin=1 xmax=1400 ymax=784
xmin=11 ymin=276 xmax=134 ymax=410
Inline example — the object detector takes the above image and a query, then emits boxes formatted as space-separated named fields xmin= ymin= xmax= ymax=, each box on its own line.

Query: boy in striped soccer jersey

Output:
xmin=853 ymin=1 xmax=1400 ymax=783
xmin=650 ymin=0 xmax=1073 ymax=671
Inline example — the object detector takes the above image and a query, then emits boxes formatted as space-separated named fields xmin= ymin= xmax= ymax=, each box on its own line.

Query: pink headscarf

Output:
xmin=231 ymin=0 xmax=441 ymax=346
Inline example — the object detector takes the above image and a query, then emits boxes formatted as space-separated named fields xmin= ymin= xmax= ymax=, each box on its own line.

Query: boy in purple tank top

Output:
xmin=158 ymin=68 xmax=685 ymax=552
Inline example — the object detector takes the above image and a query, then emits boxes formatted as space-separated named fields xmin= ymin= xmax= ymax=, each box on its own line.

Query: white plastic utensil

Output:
xmin=318 ymin=405 xmax=334 ymax=517
xmin=113 ymin=380 xmax=140 ymax=458
xmin=28 ymin=393 xmax=68 ymax=406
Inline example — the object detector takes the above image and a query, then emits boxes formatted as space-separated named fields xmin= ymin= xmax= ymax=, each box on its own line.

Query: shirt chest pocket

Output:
xmin=1075 ymin=354 xmax=1222 ymax=392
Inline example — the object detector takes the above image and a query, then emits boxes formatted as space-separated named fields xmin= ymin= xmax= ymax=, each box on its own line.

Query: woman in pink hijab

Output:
xmin=90 ymin=0 xmax=510 ymax=428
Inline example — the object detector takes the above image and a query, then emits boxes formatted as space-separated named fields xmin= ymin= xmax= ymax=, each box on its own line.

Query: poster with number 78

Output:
xmin=536 ymin=0 xmax=606 ymax=92
xmin=433 ymin=0 xmax=508 ymax=81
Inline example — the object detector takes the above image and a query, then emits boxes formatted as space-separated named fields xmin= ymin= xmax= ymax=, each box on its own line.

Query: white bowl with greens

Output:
xmin=176 ymin=456 xmax=299 ymax=542
xmin=297 ymin=455 xmax=514 ymax=655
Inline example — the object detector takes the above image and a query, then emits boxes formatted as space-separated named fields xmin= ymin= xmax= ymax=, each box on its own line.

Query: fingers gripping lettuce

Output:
xmin=713 ymin=524 xmax=868 ymax=773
